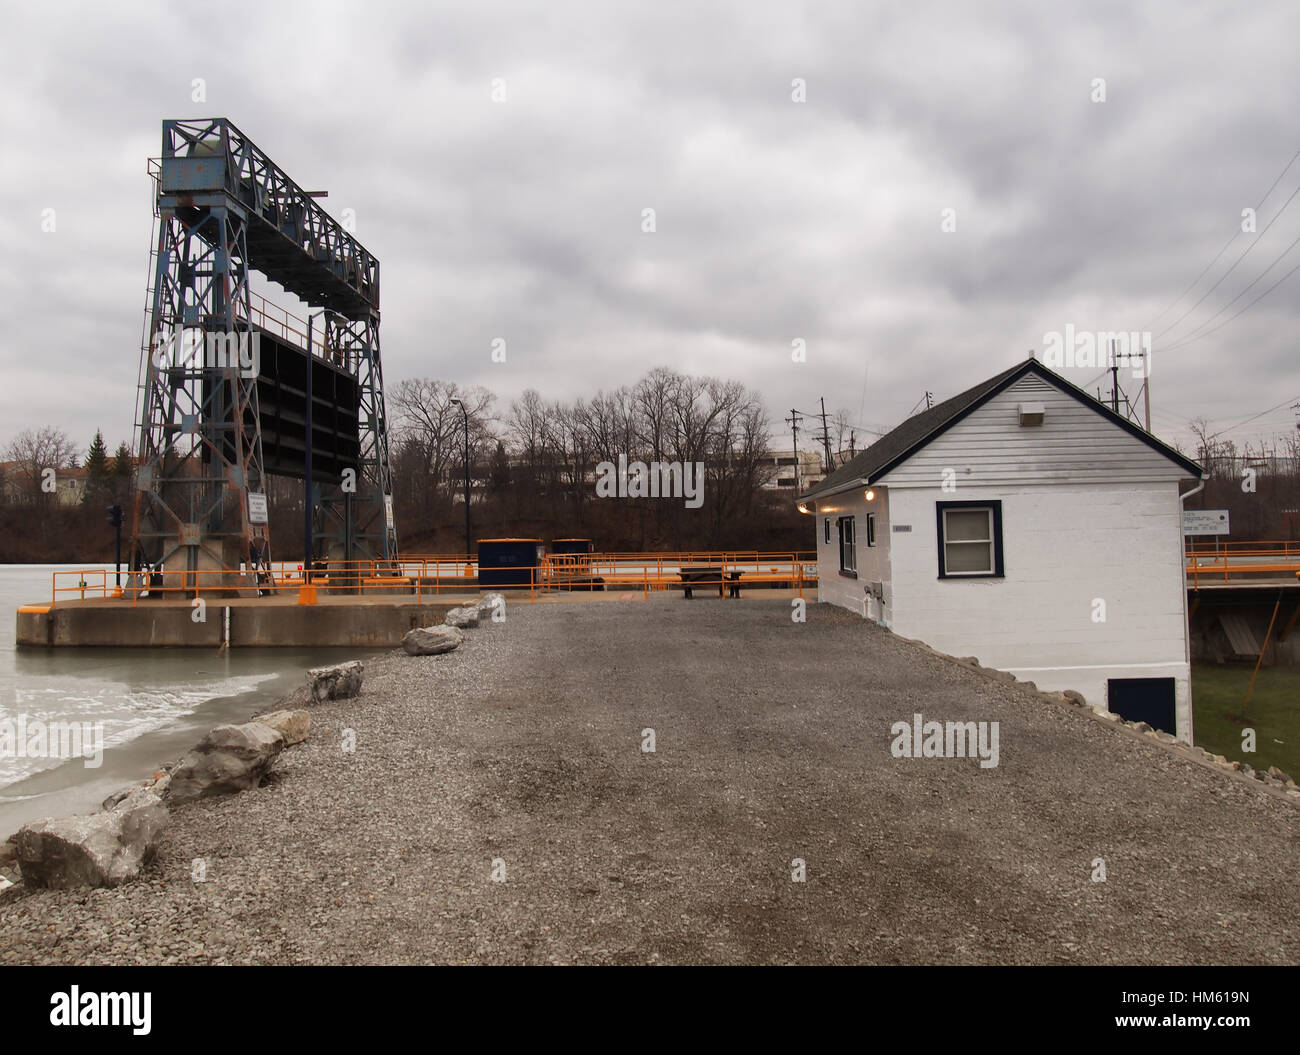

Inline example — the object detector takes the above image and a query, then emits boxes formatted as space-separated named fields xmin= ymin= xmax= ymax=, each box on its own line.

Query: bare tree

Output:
xmin=4 ymin=426 xmax=77 ymax=504
xmin=506 ymin=388 xmax=549 ymax=511
xmin=391 ymin=380 xmax=494 ymax=516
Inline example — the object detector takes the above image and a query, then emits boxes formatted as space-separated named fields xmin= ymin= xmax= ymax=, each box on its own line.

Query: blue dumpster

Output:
xmin=478 ymin=538 xmax=544 ymax=588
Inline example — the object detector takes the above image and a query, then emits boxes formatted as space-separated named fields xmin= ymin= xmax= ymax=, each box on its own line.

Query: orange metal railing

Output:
xmin=1184 ymin=540 xmax=1300 ymax=588
xmin=1185 ymin=539 xmax=1300 ymax=558
xmin=50 ymin=550 xmax=818 ymax=606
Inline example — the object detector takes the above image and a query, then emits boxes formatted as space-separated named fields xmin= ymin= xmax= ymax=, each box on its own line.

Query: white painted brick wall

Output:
xmin=814 ymin=487 xmax=890 ymax=621
xmin=885 ymin=480 xmax=1191 ymax=739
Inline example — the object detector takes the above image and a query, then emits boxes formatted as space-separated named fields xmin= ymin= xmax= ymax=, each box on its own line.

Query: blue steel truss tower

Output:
xmin=132 ymin=118 xmax=398 ymax=588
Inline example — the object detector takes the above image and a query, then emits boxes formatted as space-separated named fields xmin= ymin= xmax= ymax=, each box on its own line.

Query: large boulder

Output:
xmin=307 ymin=660 xmax=363 ymax=702
xmin=476 ymin=593 xmax=506 ymax=620
xmin=443 ymin=605 xmax=480 ymax=629
xmin=1 ymin=839 xmax=18 ymax=890
xmin=14 ymin=793 xmax=168 ymax=889
xmin=101 ymin=782 xmax=152 ymax=811
xmin=101 ymin=767 xmax=174 ymax=810
xmin=166 ymin=721 xmax=285 ymax=805
xmin=253 ymin=708 xmax=311 ymax=746
xmin=402 ymin=625 xmax=464 ymax=656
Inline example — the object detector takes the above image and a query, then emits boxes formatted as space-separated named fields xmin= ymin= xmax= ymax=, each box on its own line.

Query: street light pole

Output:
xmin=450 ymin=398 xmax=471 ymax=561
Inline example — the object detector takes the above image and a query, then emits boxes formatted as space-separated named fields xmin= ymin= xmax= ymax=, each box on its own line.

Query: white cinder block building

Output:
xmin=797 ymin=358 xmax=1205 ymax=742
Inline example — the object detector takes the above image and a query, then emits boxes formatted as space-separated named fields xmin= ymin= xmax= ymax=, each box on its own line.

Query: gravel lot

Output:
xmin=2 ymin=597 xmax=1298 ymax=965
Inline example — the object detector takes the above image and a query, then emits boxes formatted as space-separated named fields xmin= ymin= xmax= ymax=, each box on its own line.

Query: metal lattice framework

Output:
xmin=132 ymin=118 xmax=397 ymax=586
xmin=316 ymin=311 xmax=398 ymax=563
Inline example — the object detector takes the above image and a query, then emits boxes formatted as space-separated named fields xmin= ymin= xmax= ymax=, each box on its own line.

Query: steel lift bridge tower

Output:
xmin=132 ymin=118 xmax=398 ymax=591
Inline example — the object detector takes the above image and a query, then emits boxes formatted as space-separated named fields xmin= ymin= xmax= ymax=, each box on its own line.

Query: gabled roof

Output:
xmin=798 ymin=357 xmax=1203 ymax=503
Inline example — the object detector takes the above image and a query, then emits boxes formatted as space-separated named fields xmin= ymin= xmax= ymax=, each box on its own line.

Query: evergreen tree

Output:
xmin=111 ymin=441 xmax=133 ymax=499
xmin=84 ymin=430 xmax=110 ymax=504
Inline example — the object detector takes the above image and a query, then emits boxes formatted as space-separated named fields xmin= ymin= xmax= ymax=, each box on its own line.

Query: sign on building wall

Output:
xmin=1182 ymin=509 xmax=1229 ymax=536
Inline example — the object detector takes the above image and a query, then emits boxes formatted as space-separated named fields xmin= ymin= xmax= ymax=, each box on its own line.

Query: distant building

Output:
xmin=761 ymin=450 xmax=828 ymax=492
xmin=797 ymin=358 xmax=1204 ymax=742
xmin=0 ymin=461 xmax=88 ymax=507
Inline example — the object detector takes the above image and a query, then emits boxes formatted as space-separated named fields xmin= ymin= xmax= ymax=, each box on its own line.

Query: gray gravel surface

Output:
xmin=2 ymin=598 xmax=1297 ymax=965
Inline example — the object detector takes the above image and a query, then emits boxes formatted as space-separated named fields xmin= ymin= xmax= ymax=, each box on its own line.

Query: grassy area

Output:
xmin=1193 ymin=665 xmax=1300 ymax=779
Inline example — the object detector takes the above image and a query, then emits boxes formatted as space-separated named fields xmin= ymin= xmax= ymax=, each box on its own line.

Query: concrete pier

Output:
xmin=16 ymin=593 xmax=476 ymax=648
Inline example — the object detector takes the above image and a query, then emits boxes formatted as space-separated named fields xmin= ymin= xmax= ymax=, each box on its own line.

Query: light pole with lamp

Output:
xmin=449 ymin=397 xmax=471 ymax=568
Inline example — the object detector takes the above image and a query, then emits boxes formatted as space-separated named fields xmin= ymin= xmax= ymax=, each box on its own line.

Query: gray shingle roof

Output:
xmin=797 ymin=357 xmax=1202 ymax=503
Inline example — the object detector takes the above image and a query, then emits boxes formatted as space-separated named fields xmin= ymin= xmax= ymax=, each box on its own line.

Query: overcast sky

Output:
xmin=2 ymin=0 xmax=1298 ymax=459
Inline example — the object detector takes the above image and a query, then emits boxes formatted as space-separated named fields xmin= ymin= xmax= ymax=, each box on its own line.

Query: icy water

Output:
xmin=0 ymin=564 xmax=376 ymax=836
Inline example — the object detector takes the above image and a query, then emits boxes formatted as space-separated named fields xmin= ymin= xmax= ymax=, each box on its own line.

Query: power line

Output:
xmin=1156 ymin=177 xmax=1300 ymax=339
xmin=1162 ymin=252 xmax=1300 ymax=353
xmin=1163 ymin=230 xmax=1300 ymax=349
xmin=1149 ymin=145 xmax=1300 ymax=328
xmin=1207 ymin=393 xmax=1300 ymax=441
xmin=1079 ymin=368 xmax=1110 ymax=393
xmin=840 ymin=419 xmax=888 ymax=438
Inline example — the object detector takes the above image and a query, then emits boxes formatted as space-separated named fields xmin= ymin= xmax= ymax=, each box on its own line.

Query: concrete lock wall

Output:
xmin=16 ymin=601 xmax=457 ymax=648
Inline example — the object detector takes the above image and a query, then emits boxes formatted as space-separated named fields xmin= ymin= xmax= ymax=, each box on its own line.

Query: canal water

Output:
xmin=0 ymin=564 xmax=377 ymax=837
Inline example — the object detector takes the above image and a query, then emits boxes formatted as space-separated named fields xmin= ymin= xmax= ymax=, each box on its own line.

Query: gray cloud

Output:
xmin=2 ymin=0 xmax=1298 ymax=458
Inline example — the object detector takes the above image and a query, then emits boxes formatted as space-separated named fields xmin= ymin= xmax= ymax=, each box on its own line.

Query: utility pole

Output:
xmin=787 ymin=410 xmax=802 ymax=494
xmin=1109 ymin=340 xmax=1120 ymax=415
xmin=1142 ymin=361 xmax=1151 ymax=432
xmin=818 ymin=397 xmax=834 ymax=472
